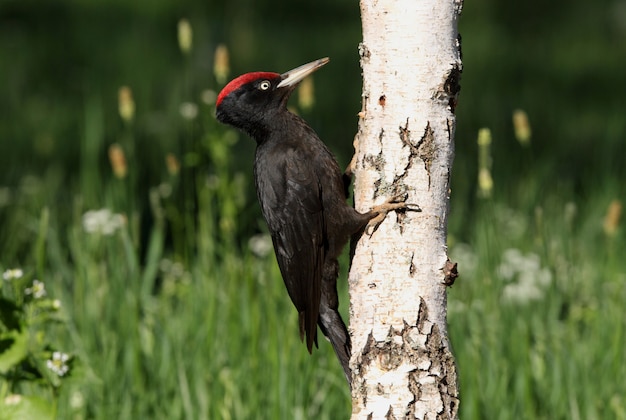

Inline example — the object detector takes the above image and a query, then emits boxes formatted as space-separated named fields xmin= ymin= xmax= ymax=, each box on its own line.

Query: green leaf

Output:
xmin=0 ymin=394 xmax=55 ymax=420
xmin=0 ymin=298 xmax=21 ymax=331
xmin=0 ymin=330 xmax=28 ymax=374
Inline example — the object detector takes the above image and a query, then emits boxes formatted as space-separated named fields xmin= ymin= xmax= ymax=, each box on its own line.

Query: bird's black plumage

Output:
xmin=215 ymin=58 xmax=378 ymax=386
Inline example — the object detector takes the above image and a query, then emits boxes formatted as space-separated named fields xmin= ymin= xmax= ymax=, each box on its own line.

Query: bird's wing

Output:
xmin=259 ymin=146 xmax=325 ymax=353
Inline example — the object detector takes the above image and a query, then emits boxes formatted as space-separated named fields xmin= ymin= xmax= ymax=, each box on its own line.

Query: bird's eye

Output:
xmin=259 ymin=80 xmax=271 ymax=91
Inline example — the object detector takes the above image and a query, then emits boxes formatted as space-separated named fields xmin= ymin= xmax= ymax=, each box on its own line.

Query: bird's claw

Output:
xmin=405 ymin=203 xmax=422 ymax=212
xmin=365 ymin=195 xmax=421 ymax=235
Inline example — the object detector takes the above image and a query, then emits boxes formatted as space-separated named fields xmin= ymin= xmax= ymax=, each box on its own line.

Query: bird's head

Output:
xmin=215 ymin=57 xmax=329 ymax=139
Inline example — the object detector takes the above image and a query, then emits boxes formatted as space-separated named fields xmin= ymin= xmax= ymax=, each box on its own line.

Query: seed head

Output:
xmin=213 ymin=44 xmax=230 ymax=85
xmin=108 ymin=144 xmax=128 ymax=179
xmin=118 ymin=86 xmax=135 ymax=123
xmin=178 ymin=19 xmax=193 ymax=54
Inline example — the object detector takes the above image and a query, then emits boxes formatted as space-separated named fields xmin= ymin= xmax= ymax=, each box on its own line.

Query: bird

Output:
xmin=215 ymin=57 xmax=409 ymax=387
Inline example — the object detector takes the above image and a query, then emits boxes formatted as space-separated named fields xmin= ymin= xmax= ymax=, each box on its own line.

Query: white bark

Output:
xmin=349 ymin=0 xmax=462 ymax=419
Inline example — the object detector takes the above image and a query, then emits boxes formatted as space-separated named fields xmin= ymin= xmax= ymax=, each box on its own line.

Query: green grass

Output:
xmin=448 ymin=197 xmax=626 ymax=420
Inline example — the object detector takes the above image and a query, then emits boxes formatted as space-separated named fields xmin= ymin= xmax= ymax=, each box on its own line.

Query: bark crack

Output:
xmin=425 ymin=322 xmax=459 ymax=420
xmin=399 ymin=119 xmax=418 ymax=155
xmin=409 ymin=252 xmax=416 ymax=276
xmin=442 ymin=65 xmax=462 ymax=113
xmin=392 ymin=119 xmax=414 ymax=218
xmin=416 ymin=123 xmax=436 ymax=189
xmin=365 ymin=128 xmax=387 ymax=200
xmin=358 ymin=42 xmax=371 ymax=62
xmin=416 ymin=297 xmax=429 ymax=334
xmin=401 ymin=122 xmax=436 ymax=190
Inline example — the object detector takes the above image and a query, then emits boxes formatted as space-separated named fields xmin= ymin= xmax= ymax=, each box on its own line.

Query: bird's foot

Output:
xmin=366 ymin=195 xmax=421 ymax=235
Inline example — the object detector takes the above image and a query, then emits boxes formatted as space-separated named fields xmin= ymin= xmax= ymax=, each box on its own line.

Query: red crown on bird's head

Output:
xmin=216 ymin=72 xmax=280 ymax=108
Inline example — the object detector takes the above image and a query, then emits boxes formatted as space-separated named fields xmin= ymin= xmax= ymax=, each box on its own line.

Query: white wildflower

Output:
xmin=248 ymin=234 xmax=273 ymax=258
xmin=498 ymin=248 xmax=553 ymax=304
xmin=82 ymin=209 xmax=125 ymax=235
xmin=4 ymin=394 xmax=22 ymax=405
xmin=502 ymin=281 xmax=544 ymax=303
xmin=46 ymin=352 xmax=70 ymax=377
xmin=70 ymin=390 xmax=85 ymax=409
xmin=24 ymin=279 xmax=46 ymax=299
xmin=179 ymin=102 xmax=198 ymax=120
xmin=3 ymin=268 xmax=23 ymax=281
xmin=201 ymin=89 xmax=217 ymax=105
xmin=170 ymin=262 xmax=185 ymax=278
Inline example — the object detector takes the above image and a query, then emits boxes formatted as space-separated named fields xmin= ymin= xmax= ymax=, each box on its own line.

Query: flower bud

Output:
xmin=165 ymin=153 xmax=180 ymax=176
xmin=512 ymin=109 xmax=532 ymax=146
xmin=118 ymin=86 xmax=135 ymax=123
xmin=178 ymin=19 xmax=193 ymax=54
xmin=108 ymin=144 xmax=128 ymax=179
xmin=603 ymin=199 xmax=622 ymax=237
xmin=298 ymin=77 xmax=315 ymax=111
xmin=213 ymin=44 xmax=230 ymax=85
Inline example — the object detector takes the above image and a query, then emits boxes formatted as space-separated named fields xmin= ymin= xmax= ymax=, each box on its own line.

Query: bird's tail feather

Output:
xmin=318 ymin=308 xmax=352 ymax=387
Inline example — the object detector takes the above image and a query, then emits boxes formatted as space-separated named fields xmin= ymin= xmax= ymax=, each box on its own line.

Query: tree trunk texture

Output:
xmin=349 ymin=0 xmax=463 ymax=419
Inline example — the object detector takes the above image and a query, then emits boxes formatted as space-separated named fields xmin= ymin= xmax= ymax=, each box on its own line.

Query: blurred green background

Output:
xmin=0 ymin=0 xmax=624 ymax=419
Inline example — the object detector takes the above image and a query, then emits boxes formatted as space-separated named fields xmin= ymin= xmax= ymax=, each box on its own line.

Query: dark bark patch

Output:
xmin=393 ymin=119 xmax=414 ymax=206
xmin=426 ymin=322 xmax=460 ymax=420
xmin=356 ymin=299 xmax=459 ymax=418
xmin=359 ymin=42 xmax=371 ymax=61
xmin=415 ymin=123 xmax=436 ymax=188
xmin=417 ymin=296 xmax=428 ymax=333
xmin=399 ymin=119 xmax=418 ymax=155
xmin=364 ymin=154 xmax=385 ymax=172
xmin=443 ymin=65 xmax=462 ymax=113
xmin=442 ymin=259 xmax=459 ymax=286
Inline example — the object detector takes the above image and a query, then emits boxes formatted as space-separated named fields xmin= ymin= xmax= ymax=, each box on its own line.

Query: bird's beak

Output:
xmin=277 ymin=57 xmax=330 ymax=89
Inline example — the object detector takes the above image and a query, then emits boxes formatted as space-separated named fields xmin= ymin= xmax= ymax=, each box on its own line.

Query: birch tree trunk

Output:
xmin=349 ymin=0 xmax=463 ymax=418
